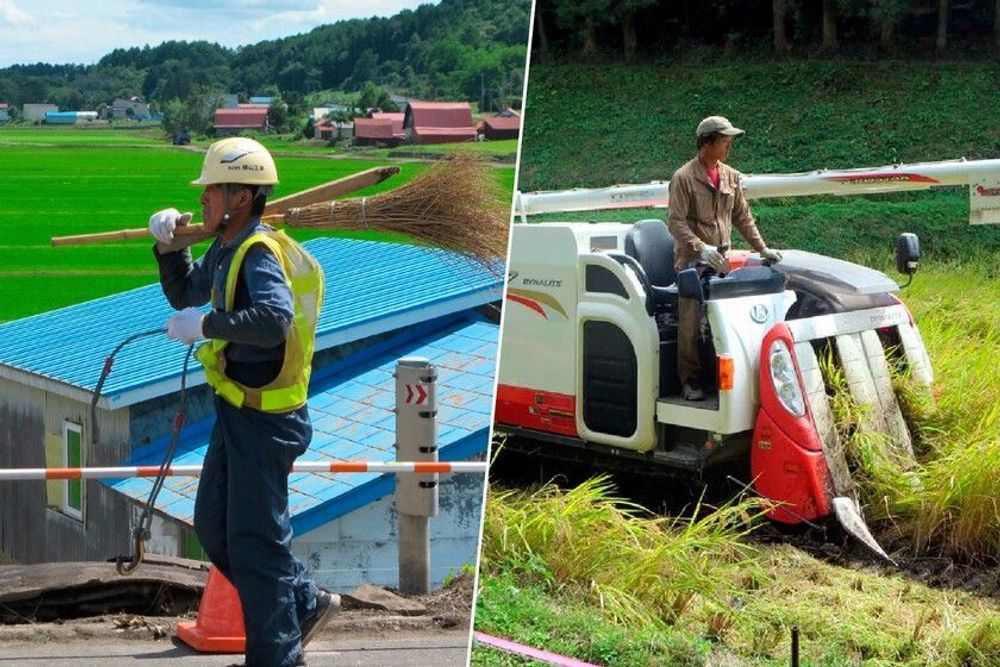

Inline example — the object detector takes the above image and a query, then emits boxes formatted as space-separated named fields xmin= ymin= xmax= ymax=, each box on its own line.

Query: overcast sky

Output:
xmin=0 ymin=0 xmax=438 ymax=68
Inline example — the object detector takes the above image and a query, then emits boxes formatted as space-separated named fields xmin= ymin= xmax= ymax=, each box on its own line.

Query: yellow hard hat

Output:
xmin=192 ymin=137 xmax=278 ymax=186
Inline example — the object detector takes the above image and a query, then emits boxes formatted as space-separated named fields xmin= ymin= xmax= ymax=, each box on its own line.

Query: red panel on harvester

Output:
xmin=751 ymin=323 xmax=834 ymax=523
xmin=751 ymin=410 xmax=832 ymax=523
xmin=495 ymin=384 xmax=578 ymax=437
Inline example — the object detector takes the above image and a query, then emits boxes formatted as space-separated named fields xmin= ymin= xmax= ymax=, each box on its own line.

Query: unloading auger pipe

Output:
xmin=0 ymin=462 xmax=488 ymax=480
xmin=515 ymin=157 xmax=1000 ymax=217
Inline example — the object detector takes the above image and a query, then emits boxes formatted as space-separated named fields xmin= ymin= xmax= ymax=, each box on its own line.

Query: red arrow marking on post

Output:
xmin=415 ymin=384 xmax=427 ymax=405
xmin=406 ymin=384 xmax=414 ymax=403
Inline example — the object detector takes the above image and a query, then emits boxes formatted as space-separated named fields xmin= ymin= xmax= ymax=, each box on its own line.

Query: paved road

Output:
xmin=0 ymin=632 xmax=471 ymax=666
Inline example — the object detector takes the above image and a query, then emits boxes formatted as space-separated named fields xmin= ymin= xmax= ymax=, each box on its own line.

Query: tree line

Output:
xmin=534 ymin=0 xmax=1000 ymax=61
xmin=0 ymin=0 xmax=528 ymax=119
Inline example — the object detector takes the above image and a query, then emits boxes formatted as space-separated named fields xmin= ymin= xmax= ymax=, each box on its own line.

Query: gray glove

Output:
xmin=760 ymin=247 xmax=783 ymax=264
xmin=699 ymin=244 xmax=726 ymax=272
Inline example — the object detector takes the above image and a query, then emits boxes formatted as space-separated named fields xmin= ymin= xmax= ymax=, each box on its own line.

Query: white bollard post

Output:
xmin=394 ymin=356 xmax=438 ymax=595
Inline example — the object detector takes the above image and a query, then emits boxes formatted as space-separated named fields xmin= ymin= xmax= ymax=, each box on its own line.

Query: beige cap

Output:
xmin=696 ymin=116 xmax=745 ymax=138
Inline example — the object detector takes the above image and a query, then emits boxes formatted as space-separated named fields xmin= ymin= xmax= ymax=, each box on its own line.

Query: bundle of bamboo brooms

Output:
xmin=276 ymin=156 xmax=509 ymax=271
xmin=52 ymin=155 xmax=509 ymax=273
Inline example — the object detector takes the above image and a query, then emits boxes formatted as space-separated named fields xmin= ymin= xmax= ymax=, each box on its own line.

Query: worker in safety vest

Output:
xmin=148 ymin=137 xmax=334 ymax=667
xmin=667 ymin=116 xmax=783 ymax=401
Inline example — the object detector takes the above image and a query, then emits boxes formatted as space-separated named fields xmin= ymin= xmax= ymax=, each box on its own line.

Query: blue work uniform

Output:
xmin=154 ymin=219 xmax=318 ymax=667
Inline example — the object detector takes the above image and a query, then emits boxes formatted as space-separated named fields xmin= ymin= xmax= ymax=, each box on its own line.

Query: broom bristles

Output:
xmin=282 ymin=155 xmax=509 ymax=276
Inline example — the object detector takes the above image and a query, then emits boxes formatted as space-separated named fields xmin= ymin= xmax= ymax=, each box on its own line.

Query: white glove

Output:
xmin=166 ymin=307 xmax=206 ymax=345
xmin=149 ymin=208 xmax=193 ymax=244
xmin=760 ymin=247 xmax=783 ymax=264
xmin=699 ymin=244 xmax=726 ymax=271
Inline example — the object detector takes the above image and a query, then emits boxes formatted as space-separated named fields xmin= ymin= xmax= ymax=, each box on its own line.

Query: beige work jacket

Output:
xmin=666 ymin=157 xmax=766 ymax=270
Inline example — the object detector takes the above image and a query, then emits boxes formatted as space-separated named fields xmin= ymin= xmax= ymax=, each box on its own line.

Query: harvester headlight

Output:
xmin=769 ymin=339 xmax=806 ymax=417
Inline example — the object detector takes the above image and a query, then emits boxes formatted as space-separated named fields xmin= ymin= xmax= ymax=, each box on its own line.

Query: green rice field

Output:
xmin=0 ymin=125 xmax=165 ymax=145
xmin=2 ymin=127 xmax=514 ymax=322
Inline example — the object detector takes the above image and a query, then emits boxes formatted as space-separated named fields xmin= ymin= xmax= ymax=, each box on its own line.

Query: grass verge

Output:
xmin=475 ymin=480 xmax=1000 ymax=666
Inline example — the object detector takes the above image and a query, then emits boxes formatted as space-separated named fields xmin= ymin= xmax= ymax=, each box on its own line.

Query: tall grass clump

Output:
xmin=480 ymin=477 xmax=766 ymax=629
xmin=816 ymin=265 xmax=1000 ymax=561
xmin=892 ymin=267 xmax=1000 ymax=560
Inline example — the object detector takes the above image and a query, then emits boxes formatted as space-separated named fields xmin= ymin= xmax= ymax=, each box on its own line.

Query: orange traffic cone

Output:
xmin=176 ymin=566 xmax=246 ymax=653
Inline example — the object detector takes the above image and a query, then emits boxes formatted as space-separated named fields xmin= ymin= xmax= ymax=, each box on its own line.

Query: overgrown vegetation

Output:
xmin=475 ymin=477 xmax=1000 ymax=666
xmin=482 ymin=478 xmax=766 ymax=627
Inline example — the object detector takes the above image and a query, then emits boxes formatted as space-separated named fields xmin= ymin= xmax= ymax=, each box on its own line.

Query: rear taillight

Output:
xmin=768 ymin=339 xmax=805 ymax=417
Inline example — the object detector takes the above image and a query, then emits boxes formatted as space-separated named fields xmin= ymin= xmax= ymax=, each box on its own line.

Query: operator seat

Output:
xmin=624 ymin=219 xmax=678 ymax=311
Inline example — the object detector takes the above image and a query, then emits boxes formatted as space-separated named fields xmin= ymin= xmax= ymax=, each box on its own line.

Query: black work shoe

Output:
xmin=682 ymin=381 xmax=705 ymax=401
xmin=301 ymin=589 xmax=340 ymax=647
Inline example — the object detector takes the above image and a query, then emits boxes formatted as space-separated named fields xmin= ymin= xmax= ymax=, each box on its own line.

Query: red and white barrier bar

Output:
xmin=0 ymin=461 xmax=488 ymax=481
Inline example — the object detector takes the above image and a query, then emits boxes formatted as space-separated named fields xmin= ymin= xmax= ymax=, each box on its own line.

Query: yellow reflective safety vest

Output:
xmin=195 ymin=230 xmax=324 ymax=413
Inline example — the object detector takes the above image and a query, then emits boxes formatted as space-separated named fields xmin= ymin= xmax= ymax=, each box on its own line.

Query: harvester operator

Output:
xmin=147 ymin=137 xmax=336 ymax=667
xmin=667 ymin=116 xmax=782 ymax=401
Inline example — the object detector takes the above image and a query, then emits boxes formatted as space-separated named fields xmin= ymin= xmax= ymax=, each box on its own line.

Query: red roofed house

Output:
xmin=478 ymin=113 xmax=521 ymax=140
xmin=403 ymin=101 xmax=476 ymax=144
xmin=353 ymin=118 xmax=398 ymax=147
xmin=214 ymin=108 xmax=268 ymax=136
xmin=314 ymin=118 xmax=335 ymax=140
xmin=369 ymin=112 xmax=405 ymax=139
xmin=353 ymin=111 xmax=406 ymax=147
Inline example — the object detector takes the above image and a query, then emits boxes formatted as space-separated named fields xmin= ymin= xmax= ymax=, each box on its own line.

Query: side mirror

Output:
xmin=677 ymin=268 xmax=704 ymax=303
xmin=896 ymin=233 xmax=920 ymax=276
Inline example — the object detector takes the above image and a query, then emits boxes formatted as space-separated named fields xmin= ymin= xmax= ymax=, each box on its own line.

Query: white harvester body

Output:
xmin=496 ymin=158 xmax=993 ymax=560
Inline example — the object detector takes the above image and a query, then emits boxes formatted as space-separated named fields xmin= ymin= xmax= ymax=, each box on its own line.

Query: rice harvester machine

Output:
xmin=495 ymin=158 xmax=1000 ymax=561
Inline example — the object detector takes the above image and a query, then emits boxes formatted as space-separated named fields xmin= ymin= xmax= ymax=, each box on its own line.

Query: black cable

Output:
xmin=89 ymin=327 xmax=195 ymax=576
xmin=117 ymin=343 xmax=195 ymax=575
xmin=90 ymin=329 xmax=166 ymax=448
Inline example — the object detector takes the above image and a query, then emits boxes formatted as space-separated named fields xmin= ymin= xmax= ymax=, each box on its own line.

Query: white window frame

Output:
xmin=61 ymin=421 xmax=84 ymax=521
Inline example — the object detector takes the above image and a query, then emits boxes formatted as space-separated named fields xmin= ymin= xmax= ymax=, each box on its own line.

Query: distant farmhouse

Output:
xmin=110 ymin=97 xmax=151 ymax=121
xmin=22 ymin=103 xmax=58 ymax=122
xmin=314 ymin=118 xmax=353 ymax=141
xmin=353 ymin=110 xmax=406 ymax=147
xmin=213 ymin=108 xmax=268 ymax=135
xmin=478 ymin=111 xmax=521 ymax=140
xmin=403 ymin=101 xmax=476 ymax=144
xmin=0 ymin=238 xmax=500 ymax=592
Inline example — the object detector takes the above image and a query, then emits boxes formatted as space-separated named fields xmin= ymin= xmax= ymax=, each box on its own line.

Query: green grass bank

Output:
xmin=519 ymin=60 xmax=1000 ymax=260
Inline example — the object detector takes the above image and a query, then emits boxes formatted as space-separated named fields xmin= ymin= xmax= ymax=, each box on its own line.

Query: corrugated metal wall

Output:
xmin=0 ymin=378 xmax=134 ymax=563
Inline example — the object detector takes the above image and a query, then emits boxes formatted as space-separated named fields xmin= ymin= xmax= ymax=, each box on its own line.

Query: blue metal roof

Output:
xmin=0 ymin=238 xmax=501 ymax=408
xmin=106 ymin=313 xmax=497 ymax=534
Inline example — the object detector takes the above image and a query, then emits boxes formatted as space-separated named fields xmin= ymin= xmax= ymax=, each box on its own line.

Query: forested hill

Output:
xmin=0 ymin=0 xmax=529 ymax=110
